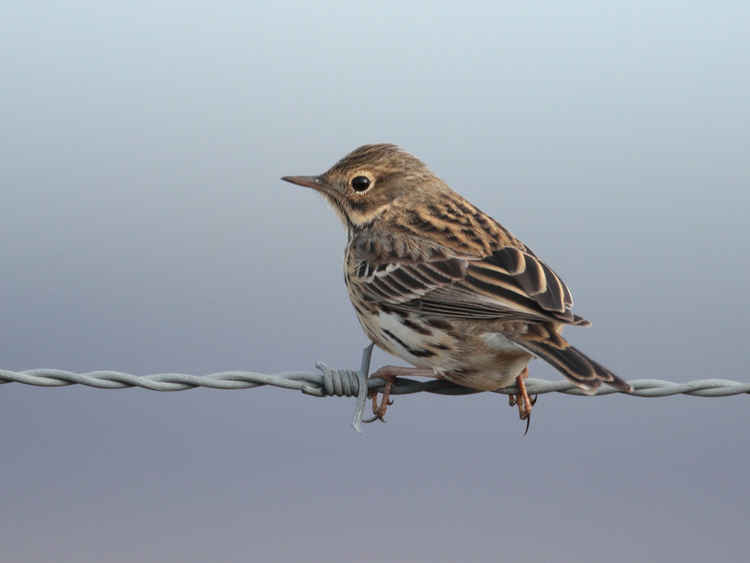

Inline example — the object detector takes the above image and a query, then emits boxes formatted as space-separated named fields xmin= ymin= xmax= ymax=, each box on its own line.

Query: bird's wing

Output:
xmin=348 ymin=231 xmax=586 ymax=325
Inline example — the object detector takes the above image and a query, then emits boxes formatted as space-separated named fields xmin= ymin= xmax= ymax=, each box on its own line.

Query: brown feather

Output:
xmin=508 ymin=335 xmax=632 ymax=394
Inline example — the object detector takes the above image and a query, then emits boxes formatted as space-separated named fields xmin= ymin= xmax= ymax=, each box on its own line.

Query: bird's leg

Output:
xmin=367 ymin=369 xmax=396 ymax=423
xmin=364 ymin=366 xmax=433 ymax=423
xmin=509 ymin=367 xmax=537 ymax=434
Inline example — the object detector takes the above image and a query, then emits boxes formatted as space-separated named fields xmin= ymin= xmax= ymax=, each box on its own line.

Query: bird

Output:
xmin=282 ymin=144 xmax=631 ymax=430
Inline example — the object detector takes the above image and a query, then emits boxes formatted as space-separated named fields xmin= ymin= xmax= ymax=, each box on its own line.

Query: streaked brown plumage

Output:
xmin=283 ymin=144 xmax=631 ymax=427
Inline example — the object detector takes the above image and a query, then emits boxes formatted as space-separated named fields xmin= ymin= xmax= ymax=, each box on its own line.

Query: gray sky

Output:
xmin=2 ymin=2 xmax=749 ymax=562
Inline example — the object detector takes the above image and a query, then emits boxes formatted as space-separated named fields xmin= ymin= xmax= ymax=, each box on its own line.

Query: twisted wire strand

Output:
xmin=2 ymin=368 xmax=748 ymax=397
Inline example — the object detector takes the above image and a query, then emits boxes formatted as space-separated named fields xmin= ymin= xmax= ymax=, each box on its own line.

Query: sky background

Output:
xmin=2 ymin=2 xmax=749 ymax=562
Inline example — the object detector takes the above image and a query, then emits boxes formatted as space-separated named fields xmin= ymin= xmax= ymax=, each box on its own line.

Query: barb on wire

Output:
xmin=3 ymin=345 xmax=748 ymax=430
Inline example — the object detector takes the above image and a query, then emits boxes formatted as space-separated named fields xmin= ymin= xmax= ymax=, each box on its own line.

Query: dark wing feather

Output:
xmin=349 ymin=232 xmax=585 ymax=325
xmin=464 ymin=247 xmax=583 ymax=323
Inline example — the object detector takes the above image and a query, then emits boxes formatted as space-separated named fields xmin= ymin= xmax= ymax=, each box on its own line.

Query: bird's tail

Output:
xmin=508 ymin=330 xmax=632 ymax=394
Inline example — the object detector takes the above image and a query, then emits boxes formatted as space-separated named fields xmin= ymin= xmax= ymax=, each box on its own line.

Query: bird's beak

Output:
xmin=281 ymin=175 xmax=338 ymax=198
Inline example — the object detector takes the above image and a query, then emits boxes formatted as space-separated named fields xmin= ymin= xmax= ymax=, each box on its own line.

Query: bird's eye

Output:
xmin=351 ymin=176 xmax=371 ymax=192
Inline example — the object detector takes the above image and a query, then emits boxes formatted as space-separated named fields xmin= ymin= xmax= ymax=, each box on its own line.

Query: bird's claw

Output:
xmin=509 ymin=368 xmax=536 ymax=435
xmin=363 ymin=396 xmax=393 ymax=423
xmin=363 ymin=371 xmax=396 ymax=423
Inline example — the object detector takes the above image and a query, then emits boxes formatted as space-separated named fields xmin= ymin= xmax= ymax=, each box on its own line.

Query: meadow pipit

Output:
xmin=283 ymin=144 xmax=631 ymax=430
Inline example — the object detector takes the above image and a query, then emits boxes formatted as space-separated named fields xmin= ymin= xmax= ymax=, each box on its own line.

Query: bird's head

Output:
xmin=282 ymin=144 xmax=434 ymax=228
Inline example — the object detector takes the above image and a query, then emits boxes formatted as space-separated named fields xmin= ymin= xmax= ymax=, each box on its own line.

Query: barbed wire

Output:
xmin=3 ymin=345 xmax=748 ymax=430
xmin=3 ymin=368 xmax=749 ymax=397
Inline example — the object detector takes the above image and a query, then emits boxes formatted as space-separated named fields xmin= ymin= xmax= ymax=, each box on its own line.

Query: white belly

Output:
xmin=480 ymin=332 xmax=525 ymax=353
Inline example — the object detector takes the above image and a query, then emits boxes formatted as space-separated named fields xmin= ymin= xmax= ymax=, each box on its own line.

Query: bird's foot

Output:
xmin=508 ymin=367 xmax=537 ymax=435
xmin=362 ymin=366 xmax=433 ymax=423
xmin=363 ymin=366 xmax=399 ymax=423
